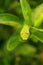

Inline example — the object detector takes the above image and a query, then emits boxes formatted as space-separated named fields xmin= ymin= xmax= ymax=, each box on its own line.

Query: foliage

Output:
xmin=0 ymin=0 xmax=43 ymax=65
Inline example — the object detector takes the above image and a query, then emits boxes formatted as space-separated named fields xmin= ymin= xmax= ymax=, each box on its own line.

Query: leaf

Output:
xmin=15 ymin=43 xmax=37 ymax=56
xmin=6 ymin=30 xmax=22 ymax=51
xmin=0 ymin=13 xmax=23 ymax=29
xmin=30 ymin=34 xmax=39 ymax=43
xmin=20 ymin=0 xmax=33 ymax=26
xmin=31 ymin=27 xmax=43 ymax=43
xmin=0 ymin=13 xmax=23 ymax=24
xmin=32 ymin=4 xmax=43 ymax=27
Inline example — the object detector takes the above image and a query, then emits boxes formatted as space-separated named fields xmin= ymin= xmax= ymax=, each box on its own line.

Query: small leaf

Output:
xmin=0 ymin=13 xmax=23 ymax=29
xmin=31 ymin=27 xmax=43 ymax=43
xmin=15 ymin=43 xmax=37 ymax=56
xmin=0 ymin=13 xmax=23 ymax=24
xmin=32 ymin=4 xmax=43 ymax=27
xmin=30 ymin=34 xmax=39 ymax=43
xmin=6 ymin=30 xmax=22 ymax=51
xmin=20 ymin=0 xmax=33 ymax=26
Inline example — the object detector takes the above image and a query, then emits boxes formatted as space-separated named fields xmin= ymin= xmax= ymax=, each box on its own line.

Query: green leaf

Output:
xmin=31 ymin=27 xmax=43 ymax=43
xmin=0 ymin=13 xmax=23 ymax=29
xmin=30 ymin=34 xmax=39 ymax=43
xmin=20 ymin=0 xmax=33 ymax=26
xmin=6 ymin=30 xmax=22 ymax=51
xmin=32 ymin=4 xmax=43 ymax=27
xmin=15 ymin=43 xmax=37 ymax=56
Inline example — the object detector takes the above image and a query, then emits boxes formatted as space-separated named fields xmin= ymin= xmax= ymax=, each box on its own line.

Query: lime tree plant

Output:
xmin=0 ymin=0 xmax=43 ymax=65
